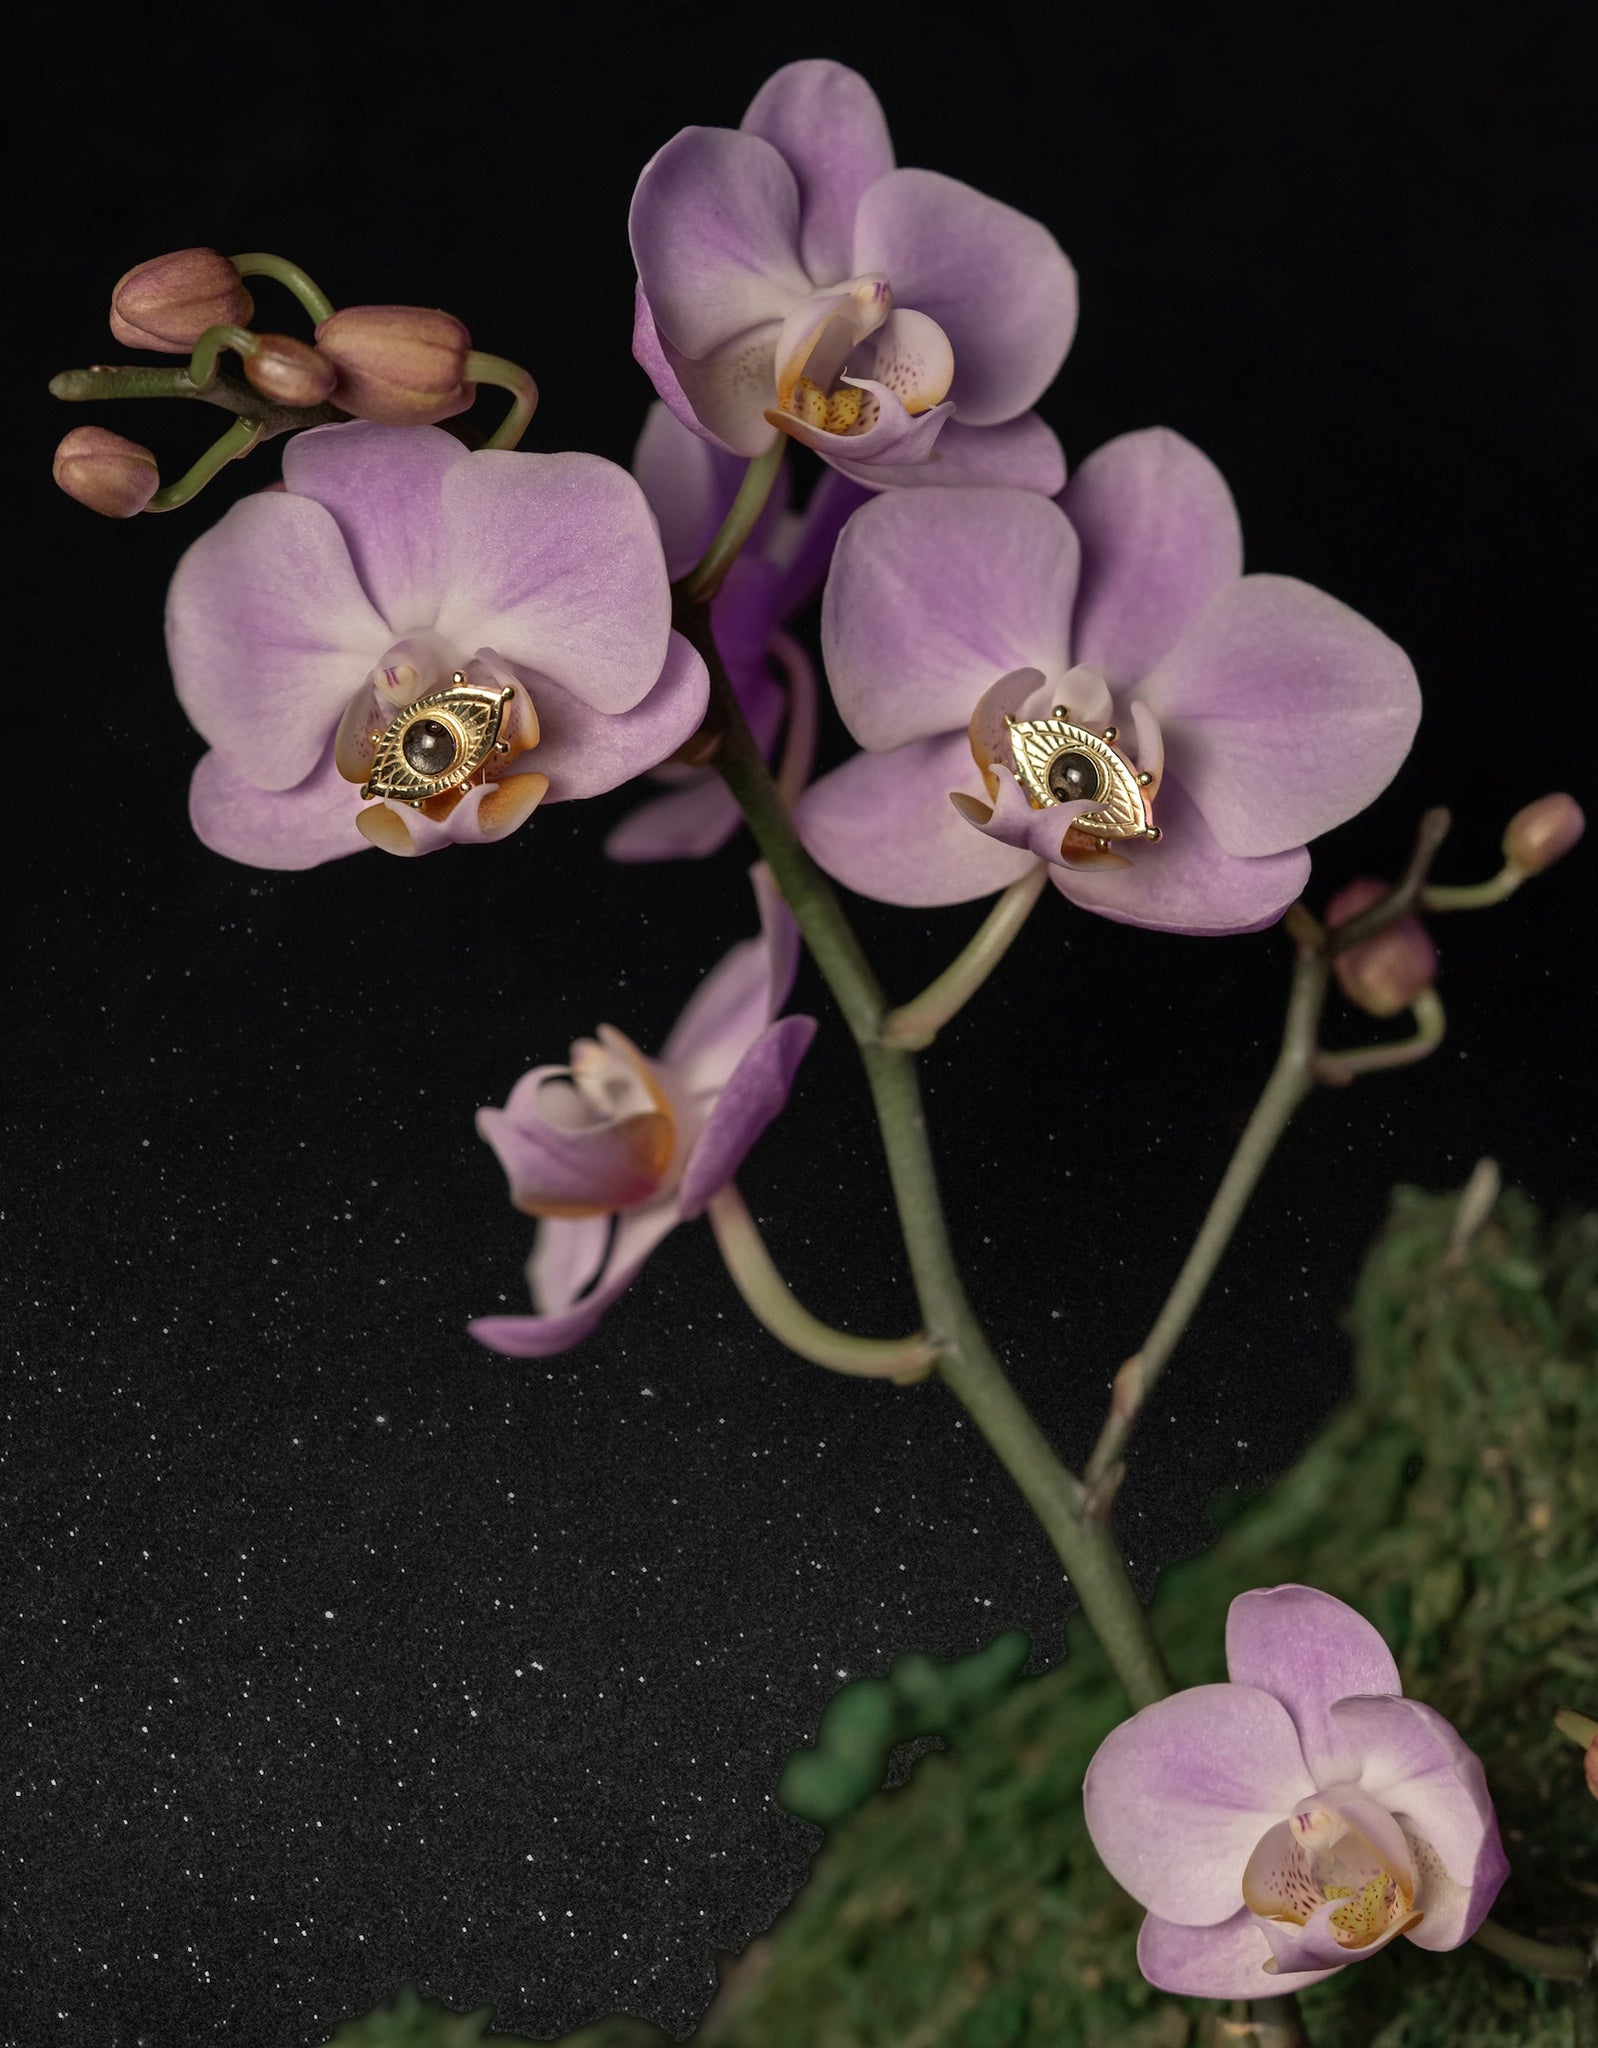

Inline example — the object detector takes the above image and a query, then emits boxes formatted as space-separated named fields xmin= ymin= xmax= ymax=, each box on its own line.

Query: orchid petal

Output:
xmin=522 ymin=632 xmax=708 ymax=803
xmin=1051 ymin=775 xmax=1309 ymax=935
xmin=1141 ymin=575 xmax=1421 ymax=858
xmin=1137 ymin=1908 xmax=1342 ymax=2001
xmin=741 ymin=60 xmax=895 ymax=282
xmin=773 ymin=277 xmax=892 ymax=414
xmin=633 ymin=286 xmax=741 ymax=452
xmin=1225 ymin=1587 xmax=1402 ymax=1785
xmin=632 ymin=401 xmax=791 ymax=581
xmin=1401 ymin=1815 xmax=1504 ymax=1951
xmin=1082 ymin=1683 xmax=1315 ymax=1926
xmin=908 ymin=412 xmax=1067 ymax=493
xmin=529 ymin=1213 xmax=611 ymax=1316
xmin=188 ymin=744 xmax=369 ymax=869
xmin=469 ymin=1202 xmax=682 ymax=1359
xmin=820 ymin=488 xmax=1077 ymax=751
xmin=604 ymin=777 xmax=746 ymax=863
xmin=629 ymin=126 xmax=810 ymax=359
xmin=678 ymin=1014 xmax=817 ymax=1219
xmin=281 ymin=421 xmax=469 ymax=631
xmin=1330 ymin=1694 xmax=1509 ymax=1913
xmin=477 ymin=1064 xmax=674 ymax=1219
xmin=167 ymin=492 xmax=387 ymax=791
xmin=435 ymin=453 xmax=673 ymax=715
xmin=663 ymin=865 xmax=800 ymax=1084
xmin=797 ymin=735 xmax=1036 ymax=907
xmin=352 ymin=773 xmax=549 ymax=858
xmin=1062 ymin=428 xmax=1243 ymax=684
xmin=853 ymin=168 xmax=1077 ymax=424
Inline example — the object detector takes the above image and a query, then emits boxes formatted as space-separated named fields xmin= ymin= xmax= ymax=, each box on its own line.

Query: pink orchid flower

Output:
xmin=167 ymin=422 xmax=707 ymax=866
xmin=1084 ymin=1585 xmax=1510 ymax=1999
xmin=470 ymin=870 xmax=815 ymax=1358
xmin=630 ymin=59 xmax=1075 ymax=492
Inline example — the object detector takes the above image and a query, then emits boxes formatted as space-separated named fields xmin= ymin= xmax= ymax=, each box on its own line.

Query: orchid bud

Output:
xmin=312 ymin=305 xmax=474 ymax=426
xmin=1502 ymin=792 xmax=1585 ymax=875
xmin=243 ymin=333 xmax=337 ymax=408
xmin=1327 ymin=877 xmax=1438 ymax=1019
xmin=110 ymin=248 xmax=254 ymax=353
xmin=52 ymin=425 xmax=160 ymax=517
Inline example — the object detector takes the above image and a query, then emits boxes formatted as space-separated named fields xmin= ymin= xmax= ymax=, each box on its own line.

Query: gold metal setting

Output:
xmin=361 ymin=674 xmax=514 ymax=807
xmin=1006 ymin=705 xmax=1162 ymax=853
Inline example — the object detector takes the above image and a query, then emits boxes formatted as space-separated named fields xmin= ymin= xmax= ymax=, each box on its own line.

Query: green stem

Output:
xmin=1326 ymin=806 xmax=1452 ymax=954
xmin=692 ymin=599 xmax=1170 ymax=1711
xmin=49 ymin=363 xmax=339 ymax=440
xmin=706 ymin=1184 xmax=937 ymax=1382
xmin=683 ymin=437 xmax=785 ymax=605
xmin=1554 ymin=1707 xmax=1598 ymax=1748
xmin=229 ymin=250 xmax=334 ymax=324
xmin=880 ymin=867 xmax=1049 ymax=1050
xmin=1470 ymin=1915 xmax=1591 ymax=1983
xmin=147 ymin=416 xmax=263 ymax=512
xmin=1314 ymin=988 xmax=1445 ymax=1085
xmin=463 ymin=350 xmax=540 ymax=450
xmin=1423 ymin=862 xmax=1527 ymax=911
xmin=186 ymin=322 xmax=259 ymax=392
xmin=1083 ymin=944 xmax=1328 ymax=1492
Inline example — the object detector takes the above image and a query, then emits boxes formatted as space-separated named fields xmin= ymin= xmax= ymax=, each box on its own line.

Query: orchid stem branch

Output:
xmin=1084 ymin=804 xmax=1460 ymax=1492
xmin=1082 ymin=943 xmax=1328 ymax=1494
xmin=48 ymin=363 xmax=340 ymax=440
xmin=688 ymin=588 xmax=1171 ymax=1712
xmin=1314 ymin=988 xmax=1445 ymax=1085
xmin=881 ymin=867 xmax=1049 ymax=1050
xmin=1470 ymin=1915 xmax=1591 ymax=1983
xmin=683 ymin=437 xmax=785 ymax=605
xmin=147 ymin=416 xmax=264 ymax=512
xmin=1423 ymin=862 xmax=1528 ymax=911
xmin=463 ymin=351 xmax=540 ymax=451
xmin=706 ymin=1184 xmax=937 ymax=1381
xmin=228 ymin=250 xmax=334 ymax=324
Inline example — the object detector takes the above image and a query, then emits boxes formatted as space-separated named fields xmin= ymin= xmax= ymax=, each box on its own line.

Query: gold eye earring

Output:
xmin=1006 ymin=707 xmax=1161 ymax=853
xmin=361 ymin=673 xmax=515 ymax=808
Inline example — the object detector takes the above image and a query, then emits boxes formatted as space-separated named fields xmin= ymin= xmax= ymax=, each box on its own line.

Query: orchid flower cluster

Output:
xmin=52 ymin=56 xmax=1591 ymax=2033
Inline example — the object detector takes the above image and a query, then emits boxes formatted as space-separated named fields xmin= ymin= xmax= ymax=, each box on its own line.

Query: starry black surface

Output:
xmin=7 ymin=10 xmax=1593 ymax=2045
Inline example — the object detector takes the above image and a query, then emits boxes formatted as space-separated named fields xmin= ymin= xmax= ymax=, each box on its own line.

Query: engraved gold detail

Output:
xmin=1006 ymin=708 xmax=1162 ymax=848
xmin=361 ymin=674 xmax=515 ymax=807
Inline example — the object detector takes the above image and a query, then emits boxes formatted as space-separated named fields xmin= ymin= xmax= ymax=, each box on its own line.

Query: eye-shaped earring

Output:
xmin=362 ymin=673 xmax=515 ymax=807
xmin=1006 ymin=706 xmax=1161 ymax=854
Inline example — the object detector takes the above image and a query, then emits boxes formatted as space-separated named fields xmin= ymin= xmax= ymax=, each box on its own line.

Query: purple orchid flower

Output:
xmin=629 ymin=59 xmax=1075 ymax=493
xmin=1083 ymin=1585 xmax=1510 ymax=1999
xmin=795 ymin=429 xmax=1421 ymax=934
xmin=606 ymin=403 xmax=867 ymax=862
xmin=167 ymin=421 xmax=708 ymax=866
xmin=469 ymin=868 xmax=815 ymax=1358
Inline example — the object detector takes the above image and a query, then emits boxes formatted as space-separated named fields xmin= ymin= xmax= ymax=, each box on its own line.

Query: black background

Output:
xmin=8 ymin=7 xmax=1593 ymax=2044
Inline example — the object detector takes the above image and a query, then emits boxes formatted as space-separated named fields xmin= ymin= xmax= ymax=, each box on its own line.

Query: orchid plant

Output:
xmin=49 ymin=54 xmax=1592 ymax=2047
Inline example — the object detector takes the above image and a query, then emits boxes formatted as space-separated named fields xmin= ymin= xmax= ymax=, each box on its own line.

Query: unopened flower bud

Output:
xmin=1502 ymin=792 xmax=1585 ymax=875
xmin=110 ymin=248 xmax=254 ymax=352
xmin=1327 ymin=877 xmax=1437 ymax=1019
xmin=243 ymin=333 xmax=337 ymax=408
xmin=53 ymin=425 xmax=159 ymax=517
xmin=313 ymin=305 xmax=474 ymax=426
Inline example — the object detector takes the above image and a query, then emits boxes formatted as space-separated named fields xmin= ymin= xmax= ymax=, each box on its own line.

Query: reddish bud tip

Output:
xmin=243 ymin=333 xmax=337 ymax=408
xmin=53 ymin=425 xmax=160 ymax=517
xmin=1502 ymin=792 xmax=1585 ymax=875
xmin=313 ymin=304 xmax=474 ymax=426
xmin=110 ymin=248 xmax=254 ymax=353
xmin=1327 ymin=877 xmax=1438 ymax=1019
xmin=1587 ymin=1733 xmax=1598 ymax=1802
